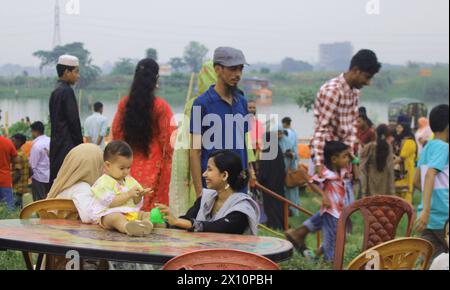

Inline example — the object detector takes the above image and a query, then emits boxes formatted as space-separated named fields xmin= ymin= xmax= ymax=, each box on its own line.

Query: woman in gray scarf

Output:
xmin=156 ymin=150 xmax=260 ymax=235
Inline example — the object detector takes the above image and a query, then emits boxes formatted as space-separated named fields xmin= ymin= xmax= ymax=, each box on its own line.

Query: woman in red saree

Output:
xmin=112 ymin=58 xmax=175 ymax=211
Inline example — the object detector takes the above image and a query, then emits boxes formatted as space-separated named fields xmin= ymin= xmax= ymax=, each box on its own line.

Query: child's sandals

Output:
xmin=285 ymin=230 xmax=308 ymax=256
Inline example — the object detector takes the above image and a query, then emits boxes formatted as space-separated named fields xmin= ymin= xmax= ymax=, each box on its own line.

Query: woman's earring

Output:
xmin=224 ymin=184 xmax=230 ymax=190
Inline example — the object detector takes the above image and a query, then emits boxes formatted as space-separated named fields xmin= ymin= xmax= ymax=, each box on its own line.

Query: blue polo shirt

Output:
xmin=190 ymin=85 xmax=249 ymax=186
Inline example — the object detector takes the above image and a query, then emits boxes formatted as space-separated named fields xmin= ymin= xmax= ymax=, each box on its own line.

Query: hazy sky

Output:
xmin=0 ymin=0 xmax=448 ymax=66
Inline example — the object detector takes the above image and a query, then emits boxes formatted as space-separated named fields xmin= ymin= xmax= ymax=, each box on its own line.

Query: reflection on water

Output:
xmin=0 ymin=98 xmax=441 ymax=139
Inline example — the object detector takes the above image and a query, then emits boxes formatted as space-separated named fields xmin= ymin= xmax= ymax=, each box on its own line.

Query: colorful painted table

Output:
xmin=0 ymin=219 xmax=293 ymax=265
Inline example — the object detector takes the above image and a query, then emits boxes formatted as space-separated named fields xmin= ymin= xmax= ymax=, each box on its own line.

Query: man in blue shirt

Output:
xmin=84 ymin=102 xmax=108 ymax=150
xmin=282 ymin=117 xmax=299 ymax=153
xmin=190 ymin=47 xmax=255 ymax=196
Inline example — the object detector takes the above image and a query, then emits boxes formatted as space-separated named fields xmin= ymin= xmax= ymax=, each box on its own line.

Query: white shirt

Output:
xmin=29 ymin=135 xmax=51 ymax=183
xmin=57 ymin=182 xmax=95 ymax=224
xmin=430 ymin=253 xmax=449 ymax=270
xmin=84 ymin=112 xmax=108 ymax=149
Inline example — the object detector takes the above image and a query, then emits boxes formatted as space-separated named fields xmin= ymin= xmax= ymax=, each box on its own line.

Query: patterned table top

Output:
xmin=0 ymin=219 xmax=293 ymax=264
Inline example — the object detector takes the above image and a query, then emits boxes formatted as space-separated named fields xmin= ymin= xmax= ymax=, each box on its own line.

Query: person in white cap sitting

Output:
xmin=49 ymin=55 xmax=83 ymax=188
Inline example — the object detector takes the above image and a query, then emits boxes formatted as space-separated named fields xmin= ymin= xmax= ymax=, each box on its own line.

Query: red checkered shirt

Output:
xmin=311 ymin=74 xmax=360 ymax=167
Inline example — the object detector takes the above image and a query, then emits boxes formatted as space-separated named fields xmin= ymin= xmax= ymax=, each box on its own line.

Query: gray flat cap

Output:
xmin=213 ymin=47 xmax=249 ymax=67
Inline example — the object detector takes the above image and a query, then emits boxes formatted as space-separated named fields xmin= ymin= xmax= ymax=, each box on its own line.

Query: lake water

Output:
xmin=0 ymin=97 xmax=440 ymax=139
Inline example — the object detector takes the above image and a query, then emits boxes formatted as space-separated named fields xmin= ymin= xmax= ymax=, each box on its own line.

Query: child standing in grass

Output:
xmin=414 ymin=104 xmax=449 ymax=259
xmin=360 ymin=124 xmax=396 ymax=196
xmin=285 ymin=141 xmax=351 ymax=262
xmin=91 ymin=141 xmax=154 ymax=237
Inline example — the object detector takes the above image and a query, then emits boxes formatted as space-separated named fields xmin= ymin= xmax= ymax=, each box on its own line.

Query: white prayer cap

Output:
xmin=58 ymin=55 xmax=79 ymax=67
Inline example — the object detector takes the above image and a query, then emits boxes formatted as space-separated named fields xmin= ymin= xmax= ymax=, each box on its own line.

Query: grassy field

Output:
xmin=258 ymin=190 xmax=418 ymax=270
xmin=0 ymin=206 xmax=27 ymax=270
xmin=0 ymin=190 xmax=422 ymax=270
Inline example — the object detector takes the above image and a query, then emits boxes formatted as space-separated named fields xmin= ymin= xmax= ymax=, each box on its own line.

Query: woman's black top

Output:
xmin=172 ymin=197 xmax=249 ymax=234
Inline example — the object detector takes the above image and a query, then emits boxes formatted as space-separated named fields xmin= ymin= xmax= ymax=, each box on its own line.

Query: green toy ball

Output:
xmin=352 ymin=157 xmax=360 ymax=165
xmin=150 ymin=208 xmax=165 ymax=224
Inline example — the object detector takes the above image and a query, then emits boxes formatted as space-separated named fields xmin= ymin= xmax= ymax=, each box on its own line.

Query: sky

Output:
xmin=0 ymin=0 xmax=449 ymax=67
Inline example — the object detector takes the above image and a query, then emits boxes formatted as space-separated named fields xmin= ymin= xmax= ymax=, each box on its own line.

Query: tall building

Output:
xmin=318 ymin=42 xmax=354 ymax=72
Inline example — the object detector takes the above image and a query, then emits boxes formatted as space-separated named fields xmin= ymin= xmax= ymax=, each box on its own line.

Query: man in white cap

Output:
xmin=189 ymin=47 xmax=256 ymax=196
xmin=48 ymin=55 xmax=83 ymax=186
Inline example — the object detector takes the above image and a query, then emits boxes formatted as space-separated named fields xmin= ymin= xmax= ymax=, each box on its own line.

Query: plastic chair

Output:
xmin=20 ymin=199 xmax=108 ymax=270
xmin=20 ymin=199 xmax=80 ymax=270
xmin=333 ymin=195 xmax=415 ymax=270
xmin=20 ymin=199 xmax=80 ymax=220
xmin=346 ymin=237 xmax=434 ymax=270
xmin=162 ymin=249 xmax=281 ymax=270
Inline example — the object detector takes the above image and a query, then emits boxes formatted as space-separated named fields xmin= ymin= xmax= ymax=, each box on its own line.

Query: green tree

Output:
xmin=424 ymin=78 xmax=449 ymax=102
xmin=296 ymin=89 xmax=316 ymax=112
xmin=33 ymin=42 xmax=101 ymax=88
xmin=169 ymin=57 xmax=186 ymax=72
xmin=111 ymin=58 xmax=135 ymax=76
xmin=280 ymin=57 xmax=313 ymax=73
xmin=8 ymin=121 xmax=31 ymax=140
xmin=183 ymin=41 xmax=208 ymax=72
xmin=146 ymin=48 xmax=158 ymax=61
xmin=373 ymin=71 xmax=393 ymax=90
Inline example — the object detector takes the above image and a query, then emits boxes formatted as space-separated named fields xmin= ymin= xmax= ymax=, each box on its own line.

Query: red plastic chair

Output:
xmin=333 ymin=195 xmax=415 ymax=270
xmin=162 ymin=249 xmax=281 ymax=270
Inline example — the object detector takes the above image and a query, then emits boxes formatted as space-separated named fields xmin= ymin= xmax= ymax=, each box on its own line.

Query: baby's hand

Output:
xmin=139 ymin=188 xmax=154 ymax=197
xmin=127 ymin=186 xmax=141 ymax=199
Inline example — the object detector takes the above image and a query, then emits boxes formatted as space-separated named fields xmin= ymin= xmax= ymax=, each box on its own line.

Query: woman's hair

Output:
xmin=375 ymin=124 xmax=390 ymax=172
xmin=395 ymin=122 xmax=415 ymax=142
xmin=209 ymin=150 xmax=249 ymax=192
xmin=359 ymin=107 xmax=368 ymax=117
xmin=122 ymin=58 xmax=159 ymax=157
xmin=358 ymin=114 xmax=373 ymax=128
xmin=394 ymin=122 xmax=418 ymax=158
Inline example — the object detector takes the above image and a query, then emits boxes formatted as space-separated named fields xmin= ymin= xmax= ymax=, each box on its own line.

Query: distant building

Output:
xmin=318 ymin=42 xmax=354 ymax=72
xmin=159 ymin=64 xmax=172 ymax=76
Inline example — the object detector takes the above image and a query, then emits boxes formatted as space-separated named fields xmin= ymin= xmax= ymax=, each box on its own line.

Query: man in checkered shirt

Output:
xmin=312 ymin=49 xmax=382 ymax=175
xmin=285 ymin=50 xmax=381 ymax=259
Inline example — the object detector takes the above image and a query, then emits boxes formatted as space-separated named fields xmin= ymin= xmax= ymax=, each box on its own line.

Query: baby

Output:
xmin=91 ymin=141 xmax=153 ymax=237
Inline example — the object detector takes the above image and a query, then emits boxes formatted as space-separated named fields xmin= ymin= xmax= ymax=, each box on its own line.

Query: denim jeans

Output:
xmin=13 ymin=192 xmax=23 ymax=209
xmin=304 ymin=211 xmax=338 ymax=262
xmin=0 ymin=187 xmax=15 ymax=210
